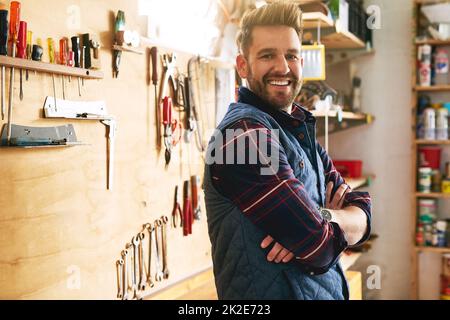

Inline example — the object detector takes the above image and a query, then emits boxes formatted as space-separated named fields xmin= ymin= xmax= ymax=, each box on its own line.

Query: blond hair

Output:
xmin=236 ymin=1 xmax=303 ymax=56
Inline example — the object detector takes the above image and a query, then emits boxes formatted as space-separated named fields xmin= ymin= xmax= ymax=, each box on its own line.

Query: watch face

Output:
xmin=321 ymin=209 xmax=332 ymax=222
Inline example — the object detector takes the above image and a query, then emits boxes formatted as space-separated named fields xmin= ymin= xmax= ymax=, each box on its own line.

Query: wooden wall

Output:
xmin=0 ymin=0 xmax=224 ymax=299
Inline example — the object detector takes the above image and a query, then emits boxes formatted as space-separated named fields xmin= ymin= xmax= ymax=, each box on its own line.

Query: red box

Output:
xmin=333 ymin=160 xmax=363 ymax=178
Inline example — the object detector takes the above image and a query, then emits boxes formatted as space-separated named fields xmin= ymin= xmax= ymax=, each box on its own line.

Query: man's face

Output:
xmin=237 ymin=25 xmax=303 ymax=111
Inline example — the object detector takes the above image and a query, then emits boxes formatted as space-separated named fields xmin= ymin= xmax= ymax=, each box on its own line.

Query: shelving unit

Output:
xmin=302 ymin=12 xmax=365 ymax=49
xmin=0 ymin=55 xmax=103 ymax=79
xmin=312 ymin=109 xmax=374 ymax=136
xmin=411 ymin=0 xmax=450 ymax=299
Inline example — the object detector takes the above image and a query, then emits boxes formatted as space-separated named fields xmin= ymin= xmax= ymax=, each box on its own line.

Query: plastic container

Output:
xmin=418 ymin=167 xmax=433 ymax=193
xmin=418 ymin=44 xmax=432 ymax=86
xmin=418 ymin=146 xmax=441 ymax=169
xmin=423 ymin=108 xmax=436 ymax=140
xmin=436 ymin=108 xmax=449 ymax=140
xmin=333 ymin=160 xmax=362 ymax=178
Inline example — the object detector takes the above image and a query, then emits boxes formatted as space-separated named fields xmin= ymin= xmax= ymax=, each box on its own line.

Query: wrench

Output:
xmin=138 ymin=232 xmax=147 ymax=291
xmin=132 ymin=235 xmax=140 ymax=298
xmin=121 ymin=249 xmax=129 ymax=300
xmin=161 ymin=216 xmax=170 ymax=279
xmin=116 ymin=259 xmax=124 ymax=300
xmin=125 ymin=243 xmax=133 ymax=293
xmin=154 ymin=219 xmax=164 ymax=282
xmin=101 ymin=118 xmax=117 ymax=190
xmin=146 ymin=223 xmax=155 ymax=287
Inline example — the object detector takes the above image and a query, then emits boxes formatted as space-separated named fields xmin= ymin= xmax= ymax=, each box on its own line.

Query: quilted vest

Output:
xmin=203 ymin=102 xmax=349 ymax=300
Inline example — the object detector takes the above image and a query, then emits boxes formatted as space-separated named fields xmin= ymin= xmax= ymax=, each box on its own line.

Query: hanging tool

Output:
xmin=0 ymin=8 xmax=7 ymax=121
xmin=191 ymin=175 xmax=201 ymax=220
xmin=59 ymin=38 xmax=67 ymax=100
xmin=71 ymin=36 xmax=81 ymax=96
xmin=25 ymin=30 xmax=31 ymax=80
xmin=16 ymin=21 xmax=25 ymax=101
xmin=187 ymin=57 xmax=205 ymax=152
xmin=113 ymin=10 xmax=125 ymax=78
xmin=162 ymin=96 xmax=182 ymax=166
xmin=183 ymin=180 xmax=193 ymax=236
xmin=47 ymin=38 xmax=57 ymax=112
xmin=150 ymin=46 xmax=159 ymax=147
xmin=101 ymin=118 xmax=116 ymax=190
xmin=160 ymin=215 xmax=169 ymax=279
xmin=171 ymin=185 xmax=183 ymax=228
xmin=6 ymin=1 xmax=20 ymax=146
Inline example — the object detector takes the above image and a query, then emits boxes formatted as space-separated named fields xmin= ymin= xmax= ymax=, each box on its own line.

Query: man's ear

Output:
xmin=236 ymin=54 xmax=248 ymax=79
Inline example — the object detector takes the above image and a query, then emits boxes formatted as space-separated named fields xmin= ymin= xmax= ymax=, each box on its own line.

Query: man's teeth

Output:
xmin=268 ymin=80 xmax=290 ymax=86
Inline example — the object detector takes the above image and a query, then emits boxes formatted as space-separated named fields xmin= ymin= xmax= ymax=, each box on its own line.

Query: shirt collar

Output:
xmin=236 ymin=86 xmax=315 ymax=128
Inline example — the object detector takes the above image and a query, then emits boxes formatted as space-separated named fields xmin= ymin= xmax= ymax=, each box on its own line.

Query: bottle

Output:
xmin=418 ymin=44 xmax=432 ymax=86
xmin=436 ymin=108 xmax=449 ymax=140
xmin=434 ymin=49 xmax=449 ymax=86
xmin=352 ymin=77 xmax=361 ymax=113
xmin=442 ymin=163 xmax=450 ymax=194
xmin=423 ymin=108 xmax=436 ymax=140
xmin=418 ymin=167 xmax=432 ymax=193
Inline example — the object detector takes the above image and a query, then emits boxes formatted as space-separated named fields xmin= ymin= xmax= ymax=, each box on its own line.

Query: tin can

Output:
xmin=418 ymin=199 xmax=437 ymax=222
xmin=432 ymin=170 xmax=442 ymax=192
xmin=418 ymin=167 xmax=432 ymax=193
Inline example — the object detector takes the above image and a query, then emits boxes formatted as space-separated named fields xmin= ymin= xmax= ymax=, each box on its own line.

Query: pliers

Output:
xmin=162 ymin=96 xmax=181 ymax=166
xmin=172 ymin=185 xmax=183 ymax=228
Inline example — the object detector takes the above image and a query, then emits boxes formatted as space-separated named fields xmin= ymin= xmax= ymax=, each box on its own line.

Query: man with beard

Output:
xmin=203 ymin=1 xmax=372 ymax=300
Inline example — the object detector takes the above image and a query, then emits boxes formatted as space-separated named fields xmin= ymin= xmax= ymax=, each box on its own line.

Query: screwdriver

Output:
xmin=0 ymin=8 xmax=7 ymax=121
xmin=71 ymin=36 xmax=81 ymax=96
xmin=17 ymin=20 xmax=26 ymax=101
xmin=150 ymin=47 xmax=159 ymax=148
xmin=47 ymin=37 xmax=57 ymax=111
xmin=25 ymin=30 xmax=31 ymax=80
xmin=59 ymin=38 xmax=67 ymax=100
xmin=6 ymin=1 xmax=20 ymax=146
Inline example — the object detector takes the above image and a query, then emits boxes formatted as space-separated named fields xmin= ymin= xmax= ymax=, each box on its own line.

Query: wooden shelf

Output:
xmin=415 ymin=246 xmax=450 ymax=254
xmin=415 ymin=39 xmax=450 ymax=46
xmin=113 ymin=44 xmax=144 ymax=55
xmin=311 ymin=109 xmax=372 ymax=121
xmin=415 ymin=139 xmax=450 ymax=145
xmin=347 ymin=176 xmax=372 ymax=190
xmin=302 ymin=12 xmax=365 ymax=49
xmin=340 ymin=251 xmax=362 ymax=271
xmin=303 ymin=12 xmax=334 ymax=29
xmin=414 ymin=85 xmax=450 ymax=92
xmin=415 ymin=192 xmax=450 ymax=198
xmin=0 ymin=55 xmax=103 ymax=79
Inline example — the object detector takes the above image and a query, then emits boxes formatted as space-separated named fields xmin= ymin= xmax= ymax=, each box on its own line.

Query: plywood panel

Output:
xmin=0 ymin=0 xmax=222 ymax=299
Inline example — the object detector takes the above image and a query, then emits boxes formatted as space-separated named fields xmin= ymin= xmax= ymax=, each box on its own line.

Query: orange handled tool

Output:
xmin=17 ymin=20 xmax=25 ymax=100
xmin=6 ymin=1 xmax=20 ymax=145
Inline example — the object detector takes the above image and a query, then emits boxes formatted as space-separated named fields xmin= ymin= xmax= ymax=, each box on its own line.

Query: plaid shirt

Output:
xmin=210 ymin=87 xmax=371 ymax=272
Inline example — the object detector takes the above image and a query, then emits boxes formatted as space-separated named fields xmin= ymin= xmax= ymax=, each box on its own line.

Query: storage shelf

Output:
xmin=347 ymin=176 xmax=372 ymax=190
xmin=414 ymin=85 xmax=450 ymax=92
xmin=415 ymin=139 xmax=450 ymax=145
xmin=313 ymin=110 xmax=374 ymax=137
xmin=415 ymin=246 xmax=450 ymax=254
xmin=415 ymin=39 xmax=450 ymax=46
xmin=415 ymin=192 xmax=450 ymax=198
xmin=311 ymin=109 xmax=373 ymax=121
xmin=113 ymin=44 xmax=144 ymax=55
xmin=302 ymin=12 xmax=365 ymax=49
xmin=0 ymin=55 xmax=103 ymax=79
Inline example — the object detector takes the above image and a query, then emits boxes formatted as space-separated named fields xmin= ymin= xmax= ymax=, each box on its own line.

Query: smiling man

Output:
xmin=203 ymin=1 xmax=372 ymax=300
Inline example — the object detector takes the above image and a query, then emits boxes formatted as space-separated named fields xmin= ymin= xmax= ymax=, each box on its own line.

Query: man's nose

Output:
xmin=272 ymin=55 xmax=290 ymax=74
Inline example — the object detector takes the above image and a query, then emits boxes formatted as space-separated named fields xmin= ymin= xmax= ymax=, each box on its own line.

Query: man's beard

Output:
xmin=246 ymin=70 xmax=303 ymax=111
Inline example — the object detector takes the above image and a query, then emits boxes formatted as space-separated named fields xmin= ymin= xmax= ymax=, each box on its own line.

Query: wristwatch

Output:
xmin=320 ymin=208 xmax=332 ymax=222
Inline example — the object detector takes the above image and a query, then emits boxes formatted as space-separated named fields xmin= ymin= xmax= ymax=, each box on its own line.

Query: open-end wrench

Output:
xmin=161 ymin=215 xmax=170 ymax=279
xmin=154 ymin=219 xmax=164 ymax=282
xmin=146 ymin=223 xmax=155 ymax=288
xmin=116 ymin=259 xmax=124 ymax=300
xmin=138 ymin=232 xmax=147 ymax=291
xmin=125 ymin=243 xmax=133 ymax=293
xmin=121 ymin=249 xmax=129 ymax=300
xmin=132 ymin=235 xmax=140 ymax=298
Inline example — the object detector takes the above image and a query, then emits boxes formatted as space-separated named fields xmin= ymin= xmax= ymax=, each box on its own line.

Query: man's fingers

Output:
xmin=274 ymin=248 xmax=292 ymax=263
xmin=261 ymin=235 xmax=274 ymax=249
xmin=337 ymin=186 xmax=351 ymax=209
xmin=282 ymin=252 xmax=295 ymax=263
xmin=325 ymin=181 xmax=333 ymax=208
xmin=266 ymin=242 xmax=283 ymax=262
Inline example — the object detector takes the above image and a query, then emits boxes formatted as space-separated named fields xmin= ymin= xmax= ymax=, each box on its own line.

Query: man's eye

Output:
xmin=286 ymin=54 xmax=299 ymax=61
xmin=260 ymin=54 xmax=273 ymax=59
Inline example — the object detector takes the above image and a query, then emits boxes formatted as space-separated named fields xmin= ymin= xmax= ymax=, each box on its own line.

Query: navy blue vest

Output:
xmin=204 ymin=101 xmax=349 ymax=300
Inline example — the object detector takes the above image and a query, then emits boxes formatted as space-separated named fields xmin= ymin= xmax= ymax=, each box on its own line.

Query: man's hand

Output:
xmin=260 ymin=181 xmax=350 ymax=263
